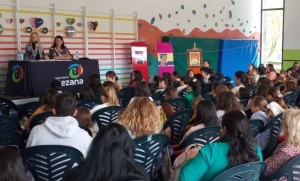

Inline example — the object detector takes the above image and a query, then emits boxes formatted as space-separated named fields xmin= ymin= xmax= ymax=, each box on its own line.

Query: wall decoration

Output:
xmin=168 ymin=14 xmax=171 ymax=18
xmin=159 ymin=14 xmax=162 ymax=20
xmin=249 ymin=31 xmax=252 ymax=34
xmin=26 ymin=27 xmax=32 ymax=33
xmin=182 ymin=29 xmax=186 ymax=34
xmin=77 ymin=22 xmax=82 ymax=27
xmin=6 ymin=18 xmax=13 ymax=24
xmin=229 ymin=11 xmax=232 ymax=19
xmin=220 ymin=10 xmax=222 ymax=14
xmin=89 ymin=21 xmax=98 ymax=31
xmin=148 ymin=27 xmax=154 ymax=32
xmin=19 ymin=19 xmax=25 ymax=24
xmin=240 ymin=23 xmax=243 ymax=26
xmin=175 ymin=11 xmax=178 ymax=14
xmin=238 ymin=19 xmax=240 ymax=21
xmin=225 ymin=24 xmax=229 ymax=27
xmin=42 ymin=27 xmax=48 ymax=34
xmin=181 ymin=5 xmax=184 ymax=9
xmin=176 ymin=23 xmax=179 ymax=26
xmin=203 ymin=4 xmax=207 ymax=8
xmin=204 ymin=25 xmax=206 ymax=27
xmin=150 ymin=17 xmax=155 ymax=24
xmin=215 ymin=23 xmax=218 ymax=27
xmin=0 ymin=24 xmax=3 ymax=35
xmin=138 ymin=23 xmax=143 ymax=28
xmin=223 ymin=7 xmax=225 ymax=10
xmin=30 ymin=17 xmax=43 ymax=28
xmin=231 ymin=0 xmax=235 ymax=5
xmin=205 ymin=14 xmax=209 ymax=19
xmin=187 ymin=20 xmax=190 ymax=22
xmin=254 ymin=26 xmax=256 ymax=28
xmin=66 ymin=26 xmax=76 ymax=36
xmin=57 ymin=22 xmax=62 ymax=27
xmin=67 ymin=18 xmax=75 ymax=25
xmin=213 ymin=14 xmax=215 ymax=18
xmin=192 ymin=10 xmax=196 ymax=15
xmin=246 ymin=21 xmax=249 ymax=23
xmin=243 ymin=29 xmax=245 ymax=33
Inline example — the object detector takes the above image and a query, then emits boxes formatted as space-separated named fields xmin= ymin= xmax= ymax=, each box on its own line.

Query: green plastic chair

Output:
xmin=118 ymin=95 xmax=131 ymax=107
xmin=30 ymin=112 xmax=55 ymax=130
xmin=20 ymin=145 xmax=84 ymax=181
xmin=133 ymin=134 xmax=169 ymax=181
xmin=120 ymin=87 xmax=135 ymax=98
xmin=174 ymin=126 xmax=221 ymax=151
xmin=178 ymin=88 xmax=188 ymax=97
xmin=260 ymin=155 xmax=300 ymax=181
xmin=260 ymin=113 xmax=283 ymax=159
xmin=77 ymin=98 xmax=102 ymax=109
xmin=291 ymin=89 xmax=300 ymax=107
xmin=91 ymin=106 xmax=123 ymax=129
xmin=18 ymin=101 xmax=41 ymax=119
xmin=152 ymin=91 xmax=161 ymax=102
xmin=203 ymin=94 xmax=214 ymax=101
xmin=163 ymin=109 xmax=194 ymax=145
xmin=0 ymin=97 xmax=19 ymax=116
xmin=283 ymin=92 xmax=294 ymax=108
xmin=212 ymin=161 xmax=267 ymax=181
xmin=249 ymin=119 xmax=264 ymax=138
xmin=0 ymin=115 xmax=22 ymax=131
xmin=168 ymin=98 xmax=188 ymax=112
xmin=239 ymin=99 xmax=248 ymax=108
xmin=0 ymin=128 xmax=25 ymax=149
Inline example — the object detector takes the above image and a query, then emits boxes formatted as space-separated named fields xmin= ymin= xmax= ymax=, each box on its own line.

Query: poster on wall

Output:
xmin=131 ymin=46 xmax=147 ymax=65
xmin=187 ymin=49 xmax=203 ymax=67
xmin=157 ymin=43 xmax=174 ymax=76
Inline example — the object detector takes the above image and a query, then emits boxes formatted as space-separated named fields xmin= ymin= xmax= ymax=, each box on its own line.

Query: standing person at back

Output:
xmin=203 ymin=60 xmax=211 ymax=67
xmin=286 ymin=62 xmax=300 ymax=73
xmin=26 ymin=92 xmax=93 ymax=157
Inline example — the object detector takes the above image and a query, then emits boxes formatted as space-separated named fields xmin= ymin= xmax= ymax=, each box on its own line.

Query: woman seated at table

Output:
xmin=25 ymin=32 xmax=49 ymax=60
xmin=49 ymin=35 xmax=73 ymax=60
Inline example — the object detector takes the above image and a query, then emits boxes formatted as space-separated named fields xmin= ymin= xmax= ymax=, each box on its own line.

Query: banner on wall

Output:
xmin=130 ymin=42 xmax=149 ymax=83
xmin=157 ymin=42 xmax=174 ymax=76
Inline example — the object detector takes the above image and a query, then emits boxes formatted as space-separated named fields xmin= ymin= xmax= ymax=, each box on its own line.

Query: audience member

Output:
xmin=78 ymin=86 xmax=95 ymax=101
xmin=286 ymin=61 xmax=300 ymax=73
xmin=203 ymin=60 xmax=211 ymax=67
xmin=200 ymin=67 xmax=210 ymax=83
xmin=266 ymin=64 xmax=277 ymax=81
xmin=106 ymin=71 xmax=122 ymax=91
xmin=282 ymin=80 xmax=297 ymax=96
xmin=164 ymin=86 xmax=179 ymax=101
xmin=172 ymin=71 xmax=181 ymax=88
xmin=74 ymin=107 xmax=95 ymax=137
xmin=216 ymin=91 xmax=243 ymax=121
xmin=130 ymin=81 xmax=153 ymax=104
xmin=225 ymin=83 xmax=234 ymax=91
xmin=255 ymin=84 xmax=269 ymax=98
xmin=51 ymin=79 xmax=63 ymax=93
xmin=128 ymin=70 xmax=143 ymax=88
xmin=187 ymin=70 xmax=194 ymax=78
xmin=231 ymin=71 xmax=247 ymax=95
xmin=237 ymin=87 xmax=250 ymax=101
xmin=177 ymin=76 xmax=188 ymax=93
xmin=185 ymin=79 xmax=202 ymax=109
xmin=194 ymin=73 xmax=206 ymax=89
xmin=27 ymin=92 xmax=92 ymax=157
xmin=88 ymin=74 xmax=102 ymax=98
xmin=266 ymin=87 xmax=287 ymax=118
xmin=257 ymin=66 xmax=267 ymax=86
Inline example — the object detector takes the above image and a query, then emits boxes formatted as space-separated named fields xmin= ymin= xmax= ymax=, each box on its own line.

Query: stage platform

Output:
xmin=0 ymin=92 xmax=39 ymax=106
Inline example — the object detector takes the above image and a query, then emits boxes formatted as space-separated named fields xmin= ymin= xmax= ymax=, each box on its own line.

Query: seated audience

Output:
xmin=26 ymin=92 xmax=92 ymax=157
xmin=286 ymin=61 xmax=300 ymax=73
xmin=88 ymin=74 xmax=102 ymax=98
xmin=179 ymin=110 xmax=262 ymax=181
xmin=164 ymin=86 xmax=179 ymax=101
xmin=74 ymin=107 xmax=95 ymax=137
xmin=215 ymin=91 xmax=243 ymax=121
xmin=231 ymin=71 xmax=247 ymax=95
xmin=194 ymin=73 xmax=206 ymax=89
xmin=200 ymin=67 xmax=210 ymax=83
xmin=237 ymin=87 xmax=250 ymax=101
xmin=257 ymin=66 xmax=267 ymax=86
xmin=187 ymin=70 xmax=194 ymax=78
xmin=63 ymin=123 xmax=150 ymax=181
xmin=266 ymin=87 xmax=288 ymax=118
xmin=260 ymin=77 xmax=274 ymax=87
xmin=155 ymin=77 xmax=170 ymax=93
xmin=203 ymin=60 xmax=211 ymax=67
xmin=225 ymin=83 xmax=234 ymax=91
xmin=0 ymin=146 xmax=28 ymax=181
xmin=282 ymin=80 xmax=297 ymax=96
xmin=129 ymin=81 xmax=153 ymax=104
xmin=264 ymin=109 xmax=300 ymax=181
xmin=266 ymin=64 xmax=277 ymax=81
xmin=118 ymin=97 xmax=162 ymax=138
xmin=185 ymin=79 xmax=202 ymax=109
xmin=182 ymin=100 xmax=220 ymax=140
xmin=78 ymin=86 xmax=95 ymax=101
xmin=26 ymin=88 xmax=58 ymax=129
xmin=102 ymin=80 xmax=115 ymax=88
xmin=51 ymin=79 xmax=63 ymax=93
xmin=106 ymin=71 xmax=122 ymax=91
xmin=255 ymin=84 xmax=269 ymax=98
xmin=172 ymin=71 xmax=181 ymax=88
xmin=177 ymin=76 xmax=188 ymax=93
xmin=128 ymin=70 xmax=143 ymax=88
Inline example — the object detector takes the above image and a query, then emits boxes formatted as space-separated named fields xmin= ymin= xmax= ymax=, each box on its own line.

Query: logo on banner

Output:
xmin=12 ymin=65 xmax=23 ymax=83
xmin=68 ymin=64 xmax=83 ymax=79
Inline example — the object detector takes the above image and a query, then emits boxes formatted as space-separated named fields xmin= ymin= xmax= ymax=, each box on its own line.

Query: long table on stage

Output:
xmin=5 ymin=60 xmax=99 ymax=96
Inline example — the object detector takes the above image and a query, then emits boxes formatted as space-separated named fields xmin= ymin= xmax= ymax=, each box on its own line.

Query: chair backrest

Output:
xmin=239 ymin=99 xmax=248 ymax=108
xmin=249 ymin=85 xmax=257 ymax=98
xmin=92 ymin=89 xmax=101 ymax=99
xmin=120 ymin=87 xmax=135 ymax=98
xmin=133 ymin=134 xmax=169 ymax=181
xmin=0 ymin=97 xmax=19 ymax=115
xmin=0 ymin=128 xmax=25 ymax=149
xmin=152 ymin=91 xmax=161 ymax=102
xmin=212 ymin=162 xmax=267 ymax=181
xmin=260 ymin=113 xmax=283 ymax=157
xmin=163 ymin=109 xmax=194 ymax=145
xmin=260 ymin=155 xmax=300 ymax=181
xmin=178 ymin=88 xmax=188 ymax=98
xmin=203 ymin=94 xmax=214 ymax=101
xmin=201 ymin=84 xmax=212 ymax=96
xmin=79 ymin=126 xmax=93 ymax=137
xmin=249 ymin=119 xmax=264 ymax=138
xmin=283 ymin=92 xmax=294 ymax=107
xmin=118 ymin=95 xmax=131 ymax=107
xmin=30 ymin=112 xmax=55 ymax=130
xmin=222 ymin=76 xmax=232 ymax=85
xmin=291 ymin=89 xmax=300 ymax=107
xmin=91 ymin=106 xmax=123 ymax=129
xmin=0 ymin=115 xmax=21 ymax=131
xmin=18 ymin=101 xmax=41 ymax=118
xmin=20 ymin=145 xmax=84 ymax=181
xmin=168 ymin=98 xmax=188 ymax=112
xmin=76 ymin=98 xmax=102 ymax=109
xmin=174 ymin=126 xmax=221 ymax=150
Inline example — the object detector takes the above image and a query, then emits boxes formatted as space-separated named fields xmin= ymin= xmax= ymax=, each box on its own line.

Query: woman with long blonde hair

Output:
xmin=118 ymin=97 xmax=162 ymax=138
xmin=25 ymin=32 xmax=49 ymax=60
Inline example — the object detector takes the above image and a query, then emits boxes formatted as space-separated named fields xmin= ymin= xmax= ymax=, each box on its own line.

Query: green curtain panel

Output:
xmin=163 ymin=36 xmax=220 ymax=75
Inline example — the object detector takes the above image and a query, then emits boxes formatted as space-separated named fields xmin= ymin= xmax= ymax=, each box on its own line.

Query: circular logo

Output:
xmin=68 ymin=64 xmax=83 ymax=79
xmin=12 ymin=65 xmax=23 ymax=83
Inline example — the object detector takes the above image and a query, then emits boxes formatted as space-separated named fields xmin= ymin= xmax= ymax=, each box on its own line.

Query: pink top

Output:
xmin=267 ymin=71 xmax=277 ymax=81
xmin=264 ymin=144 xmax=300 ymax=181
xmin=128 ymin=81 xmax=138 ymax=88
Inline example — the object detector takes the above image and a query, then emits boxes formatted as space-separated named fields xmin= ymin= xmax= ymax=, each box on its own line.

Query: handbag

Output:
xmin=169 ymin=144 xmax=201 ymax=181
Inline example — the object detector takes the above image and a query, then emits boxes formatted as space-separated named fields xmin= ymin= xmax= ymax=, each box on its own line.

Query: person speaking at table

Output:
xmin=49 ymin=35 xmax=73 ymax=60
xmin=25 ymin=32 xmax=49 ymax=60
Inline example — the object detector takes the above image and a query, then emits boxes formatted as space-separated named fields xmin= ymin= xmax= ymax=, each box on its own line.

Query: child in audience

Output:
xmin=164 ymin=86 xmax=179 ymax=101
xmin=194 ymin=73 xmax=206 ymax=89
xmin=266 ymin=64 xmax=277 ymax=81
xmin=78 ymin=86 xmax=95 ymax=101
xmin=250 ymin=96 xmax=271 ymax=150
xmin=187 ymin=70 xmax=194 ymax=78
xmin=118 ymin=97 xmax=162 ymax=138
xmin=282 ymin=80 xmax=297 ymax=96
xmin=231 ymin=71 xmax=247 ymax=95
xmin=182 ymin=100 xmax=220 ymax=140
xmin=213 ymin=85 xmax=229 ymax=104
xmin=263 ymin=109 xmax=300 ymax=181
xmin=0 ymin=146 xmax=28 ymax=181
xmin=63 ymin=123 xmax=150 ymax=181
xmin=155 ymin=77 xmax=170 ymax=93
xmin=266 ymin=87 xmax=288 ymax=118
xmin=225 ymin=83 xmax=234 ymax=91
xmin=129 ymin=70 xmax=143 ymax=88
xmin=237 ymin=87 xmax=250 ymax=101
xmin=106 ymin=71 xmax=122 ymax=91
xmin=185 ymin=79 xmax=202 ymax=109
xmin=255 ymin=84 xmax=269 ymax=98
xmin=129 ymin=81 xmax=153 ymax=104
xmin=177 ymin=76 xmax=188 ymax=93
xmin=26 ymin=88 xmax=58 ymax=129
xmin=172 ymin=71 xmax=181 ymax=88
xmin=88 ymin=74 xmax=102 ymax=99
xmin=200 ymin=67 xmax=210 ymax=83
xmin=179 ymin=110 xmax=262 ymax=181
xmin=215 ymin=91 xmax=243 ymax=121
xmin=74 ymin=107 xmax=95 ymax=137
xmin=51 ymin=79 xmax=63 ymax=93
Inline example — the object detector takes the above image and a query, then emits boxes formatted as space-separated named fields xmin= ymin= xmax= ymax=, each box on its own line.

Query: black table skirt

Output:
xmin=5 ymin=60 xmax=99 ymax=96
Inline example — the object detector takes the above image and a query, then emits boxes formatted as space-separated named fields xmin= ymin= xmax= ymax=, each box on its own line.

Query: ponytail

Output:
xmin=101 ymin=86 xmax=119 ymax=106
xmin=267 ymin=87 xmax=288 ymax=109
xmin=188 ymin=79 xmax=201 ymax=97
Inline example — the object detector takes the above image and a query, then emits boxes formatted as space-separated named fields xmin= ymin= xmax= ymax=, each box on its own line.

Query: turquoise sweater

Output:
xmin=184 ymin=91 xmax=201 ymax=109
xmin=178 ymin=142 xmax=263 ymax=181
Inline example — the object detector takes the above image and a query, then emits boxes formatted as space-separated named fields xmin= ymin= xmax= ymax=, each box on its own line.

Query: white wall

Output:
xmin=284 ymin=0 xmax=300 ymax=49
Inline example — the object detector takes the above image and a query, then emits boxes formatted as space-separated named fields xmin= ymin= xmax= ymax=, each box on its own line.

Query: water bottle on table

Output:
xmin=75 ymin=51 xmax=79 ymax=60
